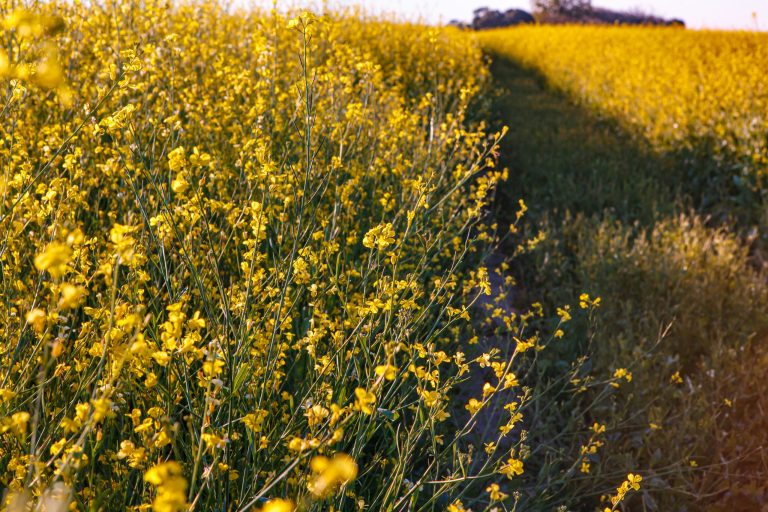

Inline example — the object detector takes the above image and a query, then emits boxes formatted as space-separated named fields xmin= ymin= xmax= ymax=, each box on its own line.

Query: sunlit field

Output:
xmin=0 ymin=2 xmax=558 ymax=511
xmin=1 ymin=2 xmax=766 ymax=511
xmin=479 ymin=25 xmax=768 ymax=223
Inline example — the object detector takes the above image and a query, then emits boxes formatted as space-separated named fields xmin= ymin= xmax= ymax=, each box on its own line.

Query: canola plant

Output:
xmin=0 ymin=1 xmax=582 ymax=511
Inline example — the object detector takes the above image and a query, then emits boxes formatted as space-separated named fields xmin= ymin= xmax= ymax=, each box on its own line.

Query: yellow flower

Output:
xmin=0 ymin=50 xmax=9 ymax=77
xmin=171 ymin=174 xmax=189 ymax=194
xmin=154 ymin=429 xmax=172 ymax=448
xmin=90 ymin=398 xmax=113 ymax=423
xmin=262 ymin=498 xmax=294 ymax=512
xmin=0 ymin=388 xmax=17 ymax=402
xmin=152 ymin=351 xmax=171 ymax=367
xmin=242 ymin=410 xmax=268 ymax=433
xmin=486 ymin=483 xmax=508 ymax=501
xmin=419 ymin=389 xmax=441 ymax=408
xmin=1 ymin=411 xmax=30 ymax=437
xmin=3 ymin=10 xmax=65 ymax=38
xmin=503 ymin=372 xmax=519 ymax=389
xmin=499 ymin=457 xmax=524 ymax=478
xmin=353 ymin=388 xmax=376 ymax=415
xmin=579 ymin=293 xmax=601 ymax=309
xmin=26 ymin=308 xmax=47 ymax=334
xmin=613 ymin=368 xmax=632 ymax=382
xmin=34 ymin=242 xmax=72 ymax=278
xmin=109 ymin=224 xmax=137 ymax=263
xmin=363 ymin=223 xmax=396 ymax=250
xmin=465 ymin=398 xmax=482 ymax=415
xmin=308 ymin=453 xmax=358 ymax=498
xmin=34 ymin=52 xmax=65 ymax=90
xmin=516 ymin=198 xmax=528 ymax=220
xmin=202 ymin=358 xmax=225 ymax=378
xmin=117 ymin=440 xmax=146 ymax=468
xmin=287 ymin=437 xmax=317 ymax=453
xmin=305 ymin=404 xmax=330 ymax=427
xmin=167 ymin=147 xmax=186 ymax=171
xmin=515 ymin=336 xmax=535 ymax=352
xmin=144 ymin=462 xmax=188 ymax=512
xmin=201 ymin=432 xmax=225 ymax=453
xmin=59 ymin=283 xmax=87 ymax=310
xmin=187 ymin=311 xmax=206 ymax=330
xmin=145 ymin=373 xmax=158 ymax=388
xmin=287 ymin=11 xmax=316 ymax=30
xmin=374 ymin=364 xmax=397 ymax=381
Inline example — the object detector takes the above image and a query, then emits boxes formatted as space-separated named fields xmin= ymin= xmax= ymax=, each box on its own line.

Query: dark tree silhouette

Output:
xmin=532 ymin=0 xmax=592 ymax=16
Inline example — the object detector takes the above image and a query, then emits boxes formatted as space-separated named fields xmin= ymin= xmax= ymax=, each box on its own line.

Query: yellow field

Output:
xmin=0 ymin=2 xmax=546 ymax=510
xmin=479 ymin=26 xmax=768 ymax=192
xmin=9 ymin=2 xmax=765 ymax=511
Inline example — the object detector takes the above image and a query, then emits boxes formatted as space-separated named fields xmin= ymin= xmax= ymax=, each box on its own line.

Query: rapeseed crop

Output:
xmin=0 ymin=2 xmax=661 ymax=510
xmin=479 ymin=25 xmax=768 ymax=220
xmin=0 ymin=1 xmax=626 ymax=511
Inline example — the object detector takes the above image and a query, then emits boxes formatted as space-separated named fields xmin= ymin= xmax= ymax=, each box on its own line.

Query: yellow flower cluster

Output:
xmin=307 ymin=453 xmax=358 ymax=498
xmin=0 ymin=1 xmax=543 ymax=509
xmin=1 ymin=8 xmax=71 ymax=101
xmin=603 ymin=473 xmax=642 ymax=511
xmin=144 ymin=462 xmax=188 ymax=512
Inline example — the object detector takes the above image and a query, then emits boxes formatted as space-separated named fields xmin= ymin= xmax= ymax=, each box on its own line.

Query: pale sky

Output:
xmin=271 ymin=1 xmax=766 ymax=30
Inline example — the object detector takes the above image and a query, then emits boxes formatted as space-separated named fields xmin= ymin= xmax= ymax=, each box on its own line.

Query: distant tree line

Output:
xmin=450 ymin=1 xmax=685 ymax=30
